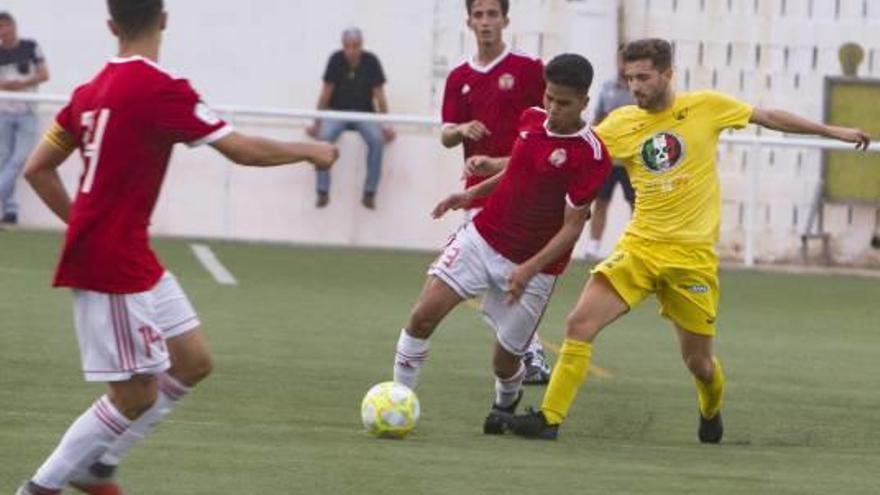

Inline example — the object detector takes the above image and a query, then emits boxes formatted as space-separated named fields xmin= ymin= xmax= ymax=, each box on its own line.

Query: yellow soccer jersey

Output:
xmin=595 ymin=91 xmax=753 ymax=244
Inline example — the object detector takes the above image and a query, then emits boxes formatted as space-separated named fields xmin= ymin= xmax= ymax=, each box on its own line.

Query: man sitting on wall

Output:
xmin=307 ymin=27 xmax=395 ymax=210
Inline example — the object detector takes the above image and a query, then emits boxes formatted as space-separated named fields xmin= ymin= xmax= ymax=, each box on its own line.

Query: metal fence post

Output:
xmin=743 ymin=138 xmax=761 ymax=267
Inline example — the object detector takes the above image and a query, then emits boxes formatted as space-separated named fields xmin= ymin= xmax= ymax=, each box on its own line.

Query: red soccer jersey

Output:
xmin=52 ymin=56 xmax=231 ymax=293
xmin=474 ymin=108 xmax=612 ymax=275
xmin=441 ymin=48 xmax=545 ymax=208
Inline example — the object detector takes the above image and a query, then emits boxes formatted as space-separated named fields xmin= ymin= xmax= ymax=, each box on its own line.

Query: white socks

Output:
xmin=32 ymin=396 xmax=131 ymax=490
xmin=495 ymin=362 xmax=526 ymax=408
xmin=99 ymin=373 xmax=191 ymax=466
xmin=584 ymin=238 xmax=601 ymax=258
xmin=393 ymin=329 xmax=430 ymax=390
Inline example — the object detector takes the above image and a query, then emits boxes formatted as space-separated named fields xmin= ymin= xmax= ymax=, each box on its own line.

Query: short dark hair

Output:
xmin=544 ymin=54 xmax=594 ymax=93
xmin=622 ymin=38 xmax=673 ymax=72
xmin=465 ymin=0 xmax=510 ymax=17
xmin=107 ymin=0 xmax=164 ymax=40
xmin=0 ymin=12 xmax=15 ymax=24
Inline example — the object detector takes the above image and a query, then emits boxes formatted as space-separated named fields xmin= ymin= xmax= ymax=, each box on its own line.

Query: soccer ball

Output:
xmin=360 ymin=381 xmax=420 ymax=439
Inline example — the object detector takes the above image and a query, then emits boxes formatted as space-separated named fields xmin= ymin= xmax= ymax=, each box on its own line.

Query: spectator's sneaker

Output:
xmin=523 ymin=349 xmax=551 ymax=385
xmin=70 ymin=462 xmax=121 ymax=495
xmin=483 ymin=389 xmax=523 ymax=435
xmin=316 ymin=192 xmax=329 ymax=208
xmin=501 ymin=407 xmax=559 ymax=440
xmin=362 ymin=192 xmax=376 ymax=210
xmin=1 ymin=212 xmax=17 ymax=226
xmin=698 ymin=411 xmax=723 ymax=444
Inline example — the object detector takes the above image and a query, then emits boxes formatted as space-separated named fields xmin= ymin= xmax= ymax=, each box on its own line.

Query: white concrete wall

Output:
xmin=6 ymin=0 xmax=620 ymax=254
xmin=8 ymin=0 xmax=879 ymax=265
xmin=622 ymin=0 xmax=880 ymax=265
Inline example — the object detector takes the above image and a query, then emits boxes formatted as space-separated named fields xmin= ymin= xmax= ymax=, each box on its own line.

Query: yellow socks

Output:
xmin=695 ymin=357 xmax=725 ymax=419
xmin=540 ymin=339 xmax=592 ymax=425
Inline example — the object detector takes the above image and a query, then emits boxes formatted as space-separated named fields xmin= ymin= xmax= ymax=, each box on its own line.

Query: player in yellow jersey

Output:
xmin=501 ymin=38 xmax=871 ymax=442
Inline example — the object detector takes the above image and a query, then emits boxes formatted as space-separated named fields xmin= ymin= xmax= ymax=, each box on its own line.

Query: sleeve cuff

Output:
xmin=565 ymin=194 xmax=590 ymax=210
xmin=187 ymin=124 xmax=234 ymax=148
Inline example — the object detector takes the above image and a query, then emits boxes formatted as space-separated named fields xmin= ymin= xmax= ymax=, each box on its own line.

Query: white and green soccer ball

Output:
xmin=360 ymin=381 xmax=420 ymax=439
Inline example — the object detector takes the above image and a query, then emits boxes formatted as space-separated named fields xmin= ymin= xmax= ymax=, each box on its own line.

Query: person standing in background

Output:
xmin=582 ymin=53 xmax=635 ymax=261
xmin=0 ymin=11 xmax=49 ymax=226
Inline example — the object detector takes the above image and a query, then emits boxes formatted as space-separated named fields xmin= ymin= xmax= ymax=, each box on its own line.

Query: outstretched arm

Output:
xmin=750 ymin=108 xmax=871 ymax=150
xmin=212 ymin=132 xmax=338 ymax=169
xmin=431 ymin=161 xmax=509 ymax=218
xmin=441 ymin=121 xmax=492 ymax=148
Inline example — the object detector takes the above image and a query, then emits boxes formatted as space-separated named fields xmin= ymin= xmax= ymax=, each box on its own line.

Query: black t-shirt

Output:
xmin=0 ymin=39 xmax=45 ymax=113
xmin=322 ymin=50 xmax=386 ymax=112
xmin=0 ymin=39 xmax=44 ymax=78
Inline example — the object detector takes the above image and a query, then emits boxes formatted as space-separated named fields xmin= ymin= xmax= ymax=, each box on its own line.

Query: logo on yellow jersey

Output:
xmin=641 ymin=132 xmax=685 ymax=173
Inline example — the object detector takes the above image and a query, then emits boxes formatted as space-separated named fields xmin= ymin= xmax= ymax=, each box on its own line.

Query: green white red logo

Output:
xmin=641 ymin=132 xmax=685 ymax=173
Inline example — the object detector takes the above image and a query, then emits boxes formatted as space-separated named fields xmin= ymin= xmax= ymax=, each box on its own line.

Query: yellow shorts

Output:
xmin=592 ymin=234 xmax=719 ymax=336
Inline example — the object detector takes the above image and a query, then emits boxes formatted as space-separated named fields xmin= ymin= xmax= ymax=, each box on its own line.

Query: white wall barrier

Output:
xmin=3 ymin=92 xmax=878 ymax=267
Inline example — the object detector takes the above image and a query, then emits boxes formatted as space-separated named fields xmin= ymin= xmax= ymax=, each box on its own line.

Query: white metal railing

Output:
xmin=3 ymin=91 xmax=877 ymax=267
xmin=0 ymin=91 xmax=439 ymax=127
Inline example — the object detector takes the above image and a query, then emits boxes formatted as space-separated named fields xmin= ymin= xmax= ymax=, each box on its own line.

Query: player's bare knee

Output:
xmin=684 ymin=355 xmax=714 ymax=382
xmin=170 ymin=353 xmax=213 ymax=386
xmin=564 ymin=312 xmax=601 ymax=342
xmin=492 ymin=346 xmax=521 ymax=378
xmin=109 ymin=376 xmax=159 ymax=420
xmin=194 ymin=354 xmax=214 ymax=381
xmin=407 ymin=308 xmax=440 ymax=339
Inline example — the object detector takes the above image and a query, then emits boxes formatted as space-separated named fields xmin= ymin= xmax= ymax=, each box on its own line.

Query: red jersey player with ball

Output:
xmin=392 ymin=53 xmax=611 ymax=434
xmin=16 ymin=1 xmax=337 ymax=494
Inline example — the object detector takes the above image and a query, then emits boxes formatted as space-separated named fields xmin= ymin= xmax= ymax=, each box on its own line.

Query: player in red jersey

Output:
xmin=14 ymin=2 xmax=337 ymax=494
xmin=440 ymin=0 xmax=552 ymax=384
xmin=392 ymin=53 xmax=611 ymax=434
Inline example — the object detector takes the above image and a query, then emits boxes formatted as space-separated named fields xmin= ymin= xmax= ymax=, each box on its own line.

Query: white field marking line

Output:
xmin=190 ymin=244 xmax=238 ymax=286
xmin=463 ymin=298 xmax=613 ymax=378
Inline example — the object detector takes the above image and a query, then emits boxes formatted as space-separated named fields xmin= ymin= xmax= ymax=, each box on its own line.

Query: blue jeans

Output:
xmin=315 ymin=119 xmax=384 ymax=195
xmin=0 ymin=113 xmax=38 ymax=216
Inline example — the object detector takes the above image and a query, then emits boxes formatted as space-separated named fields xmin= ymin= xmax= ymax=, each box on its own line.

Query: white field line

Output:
xmin=190 ymin=244 xmax=238 ymax=286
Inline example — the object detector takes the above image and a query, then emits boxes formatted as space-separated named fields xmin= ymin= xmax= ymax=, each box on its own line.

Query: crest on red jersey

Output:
xmin=462 ymin=84 xmax=471 ymax=95
xmin=498 ymin=73 xmax=515 ymax=91
xmin=549 ymin=148 xmax=567 ymax=167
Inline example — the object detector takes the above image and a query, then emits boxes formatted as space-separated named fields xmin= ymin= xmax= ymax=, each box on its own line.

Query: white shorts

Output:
xmin=73 ymin=272 xmax=201 ymax=382
xmin=464 ymin=207 xmax=482 ymax=224
xmin=428 ymin=223 xmax=556 ymax=355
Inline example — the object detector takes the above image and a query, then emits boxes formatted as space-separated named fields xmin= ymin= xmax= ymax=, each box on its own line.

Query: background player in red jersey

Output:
xmin=393 ymin=53 xmax=611 ymax=434
xmin=440 ymin=0 xmax=552 ymax=384
xmin=15 ymin=1 xmax=337 ymax=494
